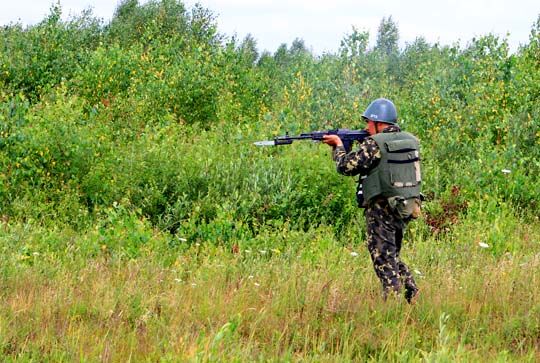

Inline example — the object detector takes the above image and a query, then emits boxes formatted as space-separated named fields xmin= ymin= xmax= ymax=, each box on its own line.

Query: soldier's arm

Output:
xmin=332 ymin=138 xmax=381 ymax=176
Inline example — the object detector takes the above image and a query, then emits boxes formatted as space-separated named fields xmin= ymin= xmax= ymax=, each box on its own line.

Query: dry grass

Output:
xmin=1 ymin=220 xmax=539 ymax=361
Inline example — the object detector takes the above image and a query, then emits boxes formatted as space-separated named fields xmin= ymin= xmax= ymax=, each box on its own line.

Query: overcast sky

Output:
xmin=1 ymin=0 xmax=539 ymax=54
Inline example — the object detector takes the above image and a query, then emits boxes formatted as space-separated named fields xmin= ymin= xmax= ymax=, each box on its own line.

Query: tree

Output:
xmin=339 ymin=26 xmax=370 ymax=58
xmin=290 ymin=38 xmax=310 ymax=56
xmin=107 ymin=0 xmax=191 ymax=46
xmin=238 ymin=33 xmax=258 ymax=64
xmin=375 ymin=16 xmax=399 ymax=56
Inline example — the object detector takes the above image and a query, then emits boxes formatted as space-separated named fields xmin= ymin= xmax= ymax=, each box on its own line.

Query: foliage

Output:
xmin=375 ymin=16 xmax=400 ymax=56
xmin=340 ymin=27 xmax=370 ymax=59
xmin=0 ymin=4 xmax=103 ymax=99
xmin=0 ymin=1 xmax=539 ymax=361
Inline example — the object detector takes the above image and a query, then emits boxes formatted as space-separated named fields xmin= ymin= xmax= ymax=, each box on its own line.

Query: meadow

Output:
xmin=0 ymin=1 xmax=539 ymax=361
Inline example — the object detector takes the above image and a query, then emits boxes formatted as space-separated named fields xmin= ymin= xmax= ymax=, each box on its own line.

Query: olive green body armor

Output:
xmin=361 ymin=132 xmax=421 ymax=205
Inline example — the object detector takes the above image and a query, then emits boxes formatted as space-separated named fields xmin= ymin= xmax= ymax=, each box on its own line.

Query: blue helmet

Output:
xmin=362 ymin=98 xmax=398 ymax=124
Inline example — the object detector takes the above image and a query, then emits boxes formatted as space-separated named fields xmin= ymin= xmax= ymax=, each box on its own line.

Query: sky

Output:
xmin=1 ymin=0 xmax=539 ymax=54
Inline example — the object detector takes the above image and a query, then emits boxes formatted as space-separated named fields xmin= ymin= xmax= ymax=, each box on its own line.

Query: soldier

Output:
xmin=322 ymin=98 xmax=422 ymax=303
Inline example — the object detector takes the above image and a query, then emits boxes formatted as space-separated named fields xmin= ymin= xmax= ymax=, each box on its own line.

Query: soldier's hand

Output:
xmin=322 ymin=135 xmax=343 ymax=147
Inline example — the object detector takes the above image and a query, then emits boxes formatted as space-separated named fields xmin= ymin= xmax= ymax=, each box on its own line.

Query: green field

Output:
xmin=0 ymin=1 xmax=539 ymax=361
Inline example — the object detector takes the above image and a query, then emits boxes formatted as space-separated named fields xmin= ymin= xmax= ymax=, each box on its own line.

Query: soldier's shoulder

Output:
xmin=362 ymin=136 xmax=380 ymax=149
xmin=359 ymin=137 xmax=381 ymax=159
xmin=400 ymin=131 xmax=420 ymax=142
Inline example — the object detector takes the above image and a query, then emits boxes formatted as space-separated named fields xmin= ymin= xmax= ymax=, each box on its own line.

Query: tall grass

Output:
xmin=0 ymin=214 xmax=538 ymax=361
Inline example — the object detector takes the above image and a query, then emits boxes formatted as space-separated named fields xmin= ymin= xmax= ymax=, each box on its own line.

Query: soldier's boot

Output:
xmin=404 ymin=286 xmax=419 ymax=304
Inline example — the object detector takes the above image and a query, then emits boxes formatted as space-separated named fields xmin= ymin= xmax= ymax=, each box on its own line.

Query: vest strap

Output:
xmin=388 ymin=157 xmax=420 ymax=164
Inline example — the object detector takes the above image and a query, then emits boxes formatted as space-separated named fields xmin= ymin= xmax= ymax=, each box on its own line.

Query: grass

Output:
xmin=0 ymin=212 xmax=538 ymax=362
xmin=1 ymin=3 xmax=539 ymax=361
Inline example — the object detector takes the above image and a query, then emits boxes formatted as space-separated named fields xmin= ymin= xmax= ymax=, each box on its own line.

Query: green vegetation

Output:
xmin=0 ymin=1 xmax=539 ymax=361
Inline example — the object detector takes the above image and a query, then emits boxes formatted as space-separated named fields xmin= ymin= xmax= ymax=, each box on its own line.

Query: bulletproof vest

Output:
xmin=360 ymin=131 xmax=421 ymax=205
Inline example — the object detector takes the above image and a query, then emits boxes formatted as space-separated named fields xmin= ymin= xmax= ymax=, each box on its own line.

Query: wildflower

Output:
xmin=501 ymin=169 xmax=511 ymax=174
xmin=350 ymin=251 xmax=359 ymax=257
xmin=254 ymin=283 xmax=260 ymax=287
xmin=478 ymin=242 xmax=489 ymax=248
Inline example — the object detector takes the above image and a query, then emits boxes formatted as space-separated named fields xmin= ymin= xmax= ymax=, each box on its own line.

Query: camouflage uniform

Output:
xmin=333 ymin=125 xmax=418 ymax=302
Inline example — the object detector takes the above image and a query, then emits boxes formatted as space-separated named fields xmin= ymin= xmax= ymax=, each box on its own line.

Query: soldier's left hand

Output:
xmin=322 ymin=135 xmax=343 ymax=147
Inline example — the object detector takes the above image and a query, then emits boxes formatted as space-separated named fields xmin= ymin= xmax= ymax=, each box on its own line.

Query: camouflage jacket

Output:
xmin=332 ymin=125 xmax=401 ymax=176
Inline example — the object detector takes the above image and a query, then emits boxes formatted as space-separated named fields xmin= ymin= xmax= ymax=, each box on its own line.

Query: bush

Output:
xmin=0 ymin=1 xmax=539 ymax=236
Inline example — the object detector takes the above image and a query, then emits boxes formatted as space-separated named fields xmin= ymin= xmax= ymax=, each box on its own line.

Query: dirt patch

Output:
xmin=425 ymin=185 xmax=468 ymax=234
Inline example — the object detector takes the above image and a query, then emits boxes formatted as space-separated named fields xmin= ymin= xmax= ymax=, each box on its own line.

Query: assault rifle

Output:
xmin=254 ymin=129 xmax=370 ymax=153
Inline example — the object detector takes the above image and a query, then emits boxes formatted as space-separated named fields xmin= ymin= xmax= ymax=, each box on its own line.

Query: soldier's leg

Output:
xmin=366 ymin=205 xmax=402 ymax=296
xmin=395 ymin=226 xmax=419 ymax=303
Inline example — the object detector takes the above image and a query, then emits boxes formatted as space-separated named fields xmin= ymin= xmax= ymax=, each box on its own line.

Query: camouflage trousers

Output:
xmin=365 ymin=198 xmax=418 ymax=300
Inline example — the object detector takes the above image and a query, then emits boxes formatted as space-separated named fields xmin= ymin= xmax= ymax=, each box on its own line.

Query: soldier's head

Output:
xmin=362 ymin=98 xmax=398 ymax=135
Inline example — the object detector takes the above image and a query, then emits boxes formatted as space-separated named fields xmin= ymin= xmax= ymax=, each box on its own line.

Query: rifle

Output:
xmin=254 ymin=129 xmax=370 ymax=153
